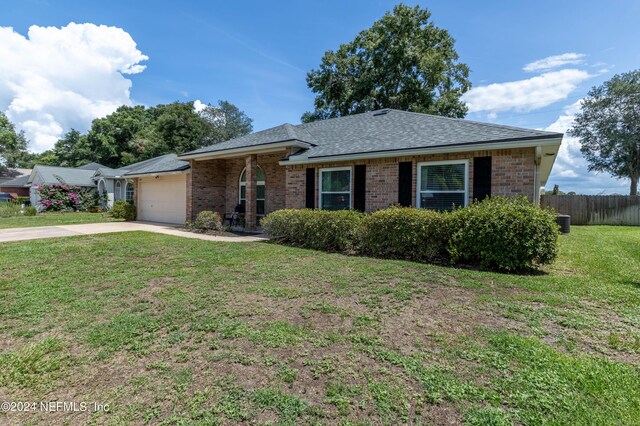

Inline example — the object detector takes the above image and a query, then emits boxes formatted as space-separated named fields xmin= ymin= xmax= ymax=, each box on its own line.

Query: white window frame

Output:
xmin=115 ymin=181 xmax=122 ymax=200
xmin=416 ymin=160 xmax=469 ymax=210
xmin=319 ymin=166 xmax=352 ymax=210
xmin=239 ymin=166 xmax=266 ymax=215
xmin=125 ymin=182 xmax=135 ymax=203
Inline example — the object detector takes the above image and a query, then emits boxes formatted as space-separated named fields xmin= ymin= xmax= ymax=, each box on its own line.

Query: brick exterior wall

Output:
xmin=187 ymin=152 xmax=288 ymax=220
xmin=187 ymin=147 xmax=536 ymax=220
xmin=284 ymin=147 xmax=537 ymax=212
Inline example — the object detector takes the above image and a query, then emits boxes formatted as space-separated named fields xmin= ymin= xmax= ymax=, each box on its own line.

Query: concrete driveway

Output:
xmin=0 ymin=222 xmax=268 ymax=243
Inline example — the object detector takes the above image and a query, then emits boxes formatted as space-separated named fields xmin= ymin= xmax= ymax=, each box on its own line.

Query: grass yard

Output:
xmin=0 ymin=226 xmax=639 ymax=425
xmin=0 ymin=212 xmax=121 ymax=229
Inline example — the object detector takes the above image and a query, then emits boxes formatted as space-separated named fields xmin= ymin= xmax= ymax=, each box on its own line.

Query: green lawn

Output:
xmin=0 ymin=212 xmax=121 ymax=229
xmin=0 ymin=227 xmax=638 ymax=425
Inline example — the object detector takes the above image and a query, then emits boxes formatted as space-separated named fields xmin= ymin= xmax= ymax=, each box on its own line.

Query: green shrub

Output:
xmin=191 ymin=210 xmax=222 ymax=231
xmin=358 ymin=206 xmax=451 ymax=262
xmin=0 ymin=202 xmax=22 ymax=218
xmin=109 ymin=200 xmax=136 ymax=221
xmin=449 ymin=196 xmax=560 ymax=271
xmin=24 ymin=206 xmax=37 ymax=216
xmin=262 ymin=209 xmax=364 ymax=252
xmin=14 ymin=196 xmax=30 ymax=206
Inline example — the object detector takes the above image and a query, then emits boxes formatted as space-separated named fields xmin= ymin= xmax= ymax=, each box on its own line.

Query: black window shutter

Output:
xmin=353 ymin=164 xmax=366 ymax=212
xmin=473 ymin=156 xmax=492 ymax=201
xmin=305 ymin=168 xmax=315 ymax=208
xmin=398 ymin=161 xmax=412 ymax=207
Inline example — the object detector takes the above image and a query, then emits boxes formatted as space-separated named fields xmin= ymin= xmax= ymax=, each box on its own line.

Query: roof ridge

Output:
xmin=386 ymin=109 xmax=561 ymax=135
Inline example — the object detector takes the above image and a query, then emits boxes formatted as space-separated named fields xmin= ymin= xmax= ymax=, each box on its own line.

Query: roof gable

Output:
xmin=30 ymin=165 xmax=96 ymax=186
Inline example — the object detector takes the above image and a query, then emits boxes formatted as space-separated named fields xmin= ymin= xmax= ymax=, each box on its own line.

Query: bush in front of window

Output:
xmin=261 ymin=209 xmax=364 ymax=252
xmin=357 ymin=206 xmax=451 ymax=262
xmin=110 ymin=200 xmax=136 ymax=221
xmin=449 ymin=196 xmax=560 ymax=271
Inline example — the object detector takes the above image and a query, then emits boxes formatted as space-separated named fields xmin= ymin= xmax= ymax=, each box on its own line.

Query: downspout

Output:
xmin=534 ymin=146 xmax=542 ymax=206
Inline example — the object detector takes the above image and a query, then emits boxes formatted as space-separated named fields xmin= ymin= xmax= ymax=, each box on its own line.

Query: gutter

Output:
xmin=124 ymin=169 xmax=191 ymax=178
xmin=279 ymin=137 xmax=563 ymax=166
xmin=178 ymin=140 xmax=312 ymax=161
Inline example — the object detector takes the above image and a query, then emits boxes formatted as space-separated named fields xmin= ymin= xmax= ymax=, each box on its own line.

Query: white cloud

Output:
xmin=544 ymin=101 xmax=629 ymax=194
xmin=463 ymin=69 xmax=591 ymax=114
xmin=523 ymin=53 xmax=586 ymax=72
xmin=193 ymin=99 xmax=207 ymax=113
xmin=0 ymin=23 xmax=148 ymax=152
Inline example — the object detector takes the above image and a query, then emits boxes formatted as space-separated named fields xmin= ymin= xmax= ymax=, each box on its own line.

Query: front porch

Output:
xmin=187 ymin=151 xmax=287 ymax=231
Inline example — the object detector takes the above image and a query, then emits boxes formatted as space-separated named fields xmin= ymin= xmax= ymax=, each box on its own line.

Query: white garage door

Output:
xmin=138 ymin=174 xmax=187 ymax=224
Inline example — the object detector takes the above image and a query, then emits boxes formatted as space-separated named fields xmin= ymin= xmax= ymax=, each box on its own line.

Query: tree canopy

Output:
xmin=2 ymin=100 xmax=253 ymax=170
xmin=569 ymin=70 xmax=640 ymax=195
xmin=302 ymin=4 xmax=471 ymax=123
xmin=0 ymin=112 xmax=29 ymax=169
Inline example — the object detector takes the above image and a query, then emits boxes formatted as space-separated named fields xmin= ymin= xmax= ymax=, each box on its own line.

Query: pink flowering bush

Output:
xmin=36 ymin=183 xmax=104 ymax=212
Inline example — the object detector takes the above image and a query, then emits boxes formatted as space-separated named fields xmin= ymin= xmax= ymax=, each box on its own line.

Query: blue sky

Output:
xmin=2 ymin=0 xmax=639 ymax=193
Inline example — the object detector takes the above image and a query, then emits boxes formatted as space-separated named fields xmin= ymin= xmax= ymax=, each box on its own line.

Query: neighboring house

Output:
xmin=175 ymin=109 xmax=562 ymax=230
xmin=27 ymin=165 xmax=100 ymax=207
xmin=0 ymin=168 xmax=31 ymax=197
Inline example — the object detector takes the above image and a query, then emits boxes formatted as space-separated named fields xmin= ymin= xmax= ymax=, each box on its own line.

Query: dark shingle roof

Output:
xmin=0 ymin=174 xmax=30 ymax=187
xmin=32 ymin=166 xmax=96 ymax=186
xmin=91 ymin=154 xmax=189 ymax=178
xmin=180 ymin=109 xmax=562 ymax=161
xmin=122 ymin=154 xmax=189 ymax=176
xmin=76 ymin=162 xmax=106 ymax=170
xmin=184 ymin=124 xmax=316 ymax=156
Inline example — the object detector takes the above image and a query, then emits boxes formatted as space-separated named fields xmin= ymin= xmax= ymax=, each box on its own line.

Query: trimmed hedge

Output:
xmin=358 ymin=207 xmax=450 ymax=262
xmin=262 ymin=196 xmax=560 ymax=272
xmin=449 ymin=196 xmax=560 ymax=271
xmin=261 ymin=209 xmax=363 ymax=252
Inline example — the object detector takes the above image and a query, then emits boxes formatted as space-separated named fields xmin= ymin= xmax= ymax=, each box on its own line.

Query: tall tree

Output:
xmin=0 ymin=112 xmax=30 ymax=169
xmin=84 ymin=105 xmax=150 ymax=168
xmin=302 ymin=4 xmax=471 ymax=123
xmin=199 ymin=100 xmax=253 ymax=144
xmin=54 ymin=129 xmax=89 ymax=167
xmin=569 ymin=70 xmax=640 ymax=195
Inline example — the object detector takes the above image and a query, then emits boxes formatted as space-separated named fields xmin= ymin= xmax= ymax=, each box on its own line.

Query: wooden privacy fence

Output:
xmin=541 ymin=195 xmax=640 ymax=226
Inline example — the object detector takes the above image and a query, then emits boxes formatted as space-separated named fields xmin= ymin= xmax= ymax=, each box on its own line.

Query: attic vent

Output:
xmin=372 ymin=109 xmax=390 ymax=116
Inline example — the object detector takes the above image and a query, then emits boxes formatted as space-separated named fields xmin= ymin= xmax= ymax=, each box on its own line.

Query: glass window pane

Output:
xmin=257 ymin=200 xmax=265 ymax=215
xmin=321 ymin=170 xmax=351 ymax=192
xmin=257 ymin=184 xmax=265 ymax=199
xmin=256 ymin=167 xmax=265 ymax=181
xmin=321 ymin=193 xmax=350 ymax=210
xmin=421 ymin=164 xmax=465 ymax=191
xmin=240 ymin=170 xmax=246 ymax=182
xmin=420 ymin=192 xmax=465 ymax=212
xmin=240 ymin=185 xmax=246 ymax=200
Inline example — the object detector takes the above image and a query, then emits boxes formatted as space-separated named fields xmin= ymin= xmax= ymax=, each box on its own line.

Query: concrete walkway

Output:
xmin=0 ymin=221 xmax=268 ymax=243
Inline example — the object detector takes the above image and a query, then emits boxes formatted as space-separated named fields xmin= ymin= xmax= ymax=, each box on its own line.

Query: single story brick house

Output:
xmin=174 ymin=109 xmax=562 ymax=230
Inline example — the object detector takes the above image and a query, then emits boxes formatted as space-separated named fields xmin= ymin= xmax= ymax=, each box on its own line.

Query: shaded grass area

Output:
xmin=0 ymin=212 xmax=121 ymax=229
xmin=0 ymin=226 xmax=638 ymax=424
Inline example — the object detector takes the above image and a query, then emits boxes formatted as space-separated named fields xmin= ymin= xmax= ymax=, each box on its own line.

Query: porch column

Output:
xmin=244 ymin=154 xmax=257 ymax=231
